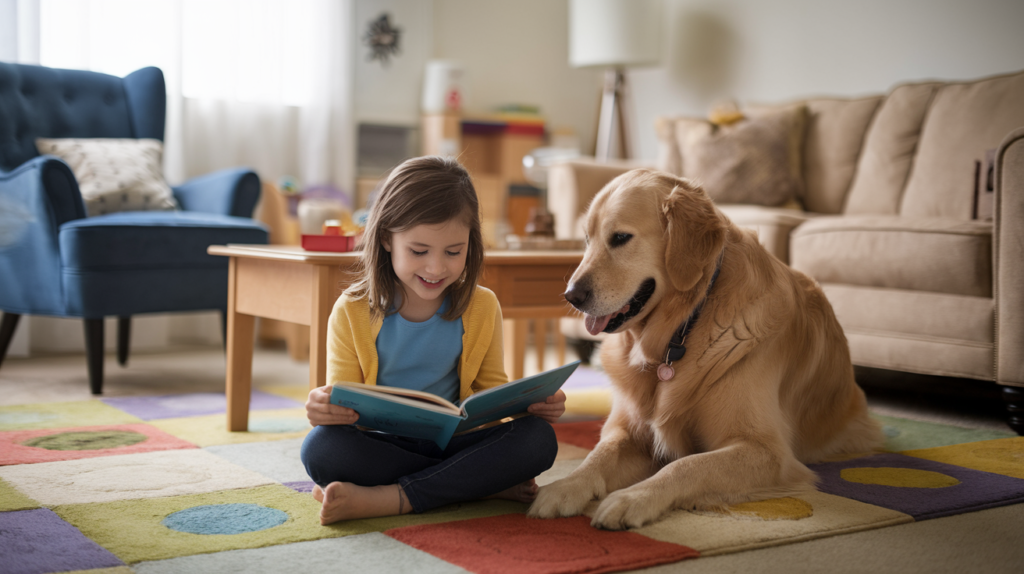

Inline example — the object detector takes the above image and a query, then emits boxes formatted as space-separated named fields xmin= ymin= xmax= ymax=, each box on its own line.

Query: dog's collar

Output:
xmin=657 ymin=249 xmax=725 ymax=381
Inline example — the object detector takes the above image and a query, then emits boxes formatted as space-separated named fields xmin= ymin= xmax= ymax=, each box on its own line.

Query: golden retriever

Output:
xmin=528 ymin=169 xmax=882 ymax=529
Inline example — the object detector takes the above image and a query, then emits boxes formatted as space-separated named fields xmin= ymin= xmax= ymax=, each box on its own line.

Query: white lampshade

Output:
xmin=569 ymin=0 xmax=661 ymax=68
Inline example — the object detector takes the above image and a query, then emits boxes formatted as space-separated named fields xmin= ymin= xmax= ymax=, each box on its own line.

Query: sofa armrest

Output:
xmin=995 ymin=127 xmax=1024 ymax=386
xmin=547 ymin=158 xmax=646 ymax=239
xmin=172 ymin=168 xmax=261 ymax=218
xmin=0 ymin=156 xmax=85 ymax=314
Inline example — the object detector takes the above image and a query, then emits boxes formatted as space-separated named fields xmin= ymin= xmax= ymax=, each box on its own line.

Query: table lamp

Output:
xmin=570 ymin=0 xmax=661 ymax=161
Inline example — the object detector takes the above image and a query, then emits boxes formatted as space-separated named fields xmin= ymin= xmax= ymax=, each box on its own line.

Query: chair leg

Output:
xmin=117 ymin=316 xmax=131 ymax=366
xmin=220 ymin=310 xmax=228 ymax=350
xmin=83 ymin=318 xmax=105 ymax=395
xmin=0 ymin=312 xmax=22 ymax=369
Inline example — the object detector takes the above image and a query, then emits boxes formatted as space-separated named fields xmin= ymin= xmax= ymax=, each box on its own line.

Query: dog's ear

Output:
xmin=662 ymin=178 xmax=726 ymax=292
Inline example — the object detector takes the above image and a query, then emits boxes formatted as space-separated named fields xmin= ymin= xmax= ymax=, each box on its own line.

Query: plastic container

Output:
xmin=301 ymin=234 xmax=356 ymax=252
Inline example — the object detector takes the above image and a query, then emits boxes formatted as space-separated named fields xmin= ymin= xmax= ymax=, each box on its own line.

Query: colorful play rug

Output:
xmin=2 ymin=366 xmax=1023 ymax=574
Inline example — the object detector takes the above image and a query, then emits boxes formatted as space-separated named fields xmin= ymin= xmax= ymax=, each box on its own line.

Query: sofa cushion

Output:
xmin=790 ymin=215 xmax=992 ymax=297
xmin=718 ymin=204 xmax=816 ymax=264
xmin=58 ymin=211 xmax=267 ymax=317
xmin=60 ymin=211 xmax=266 ymax=270
xmin=843 ymin=82 xmax=942 ymax=215
xmin=748 ymin=96 xmax=883 ymax=215
xmin=678 ymin=105 xmax=806 ymax=207
xmin=654 ymin=116 xmax=682 ymax=176
xmin=822 ymin=284 xmax=994 ymax=380
xmin=35 ymin=137 xmax=178 ymax=216
xmin=900 ymin=70 xmax=1024 ymax=219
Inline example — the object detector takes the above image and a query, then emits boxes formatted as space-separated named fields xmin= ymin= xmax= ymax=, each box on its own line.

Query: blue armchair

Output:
xmin=0 ymin=62 xmax=268 ymax=394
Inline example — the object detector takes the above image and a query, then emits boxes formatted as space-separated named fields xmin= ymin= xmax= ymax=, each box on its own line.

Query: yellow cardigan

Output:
xmin=325 ymin=285 xmax=508 ymax=401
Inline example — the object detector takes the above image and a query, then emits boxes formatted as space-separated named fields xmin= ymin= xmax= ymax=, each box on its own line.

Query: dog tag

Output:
xmin=657 ymin=363 xmax=675 ymax=381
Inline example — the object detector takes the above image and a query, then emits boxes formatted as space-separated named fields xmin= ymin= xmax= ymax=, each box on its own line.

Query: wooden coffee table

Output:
xmin=208 ymin=244 xmax=582 ymax=431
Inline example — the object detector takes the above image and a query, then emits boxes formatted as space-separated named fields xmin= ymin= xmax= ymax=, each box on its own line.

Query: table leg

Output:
xmin=226 ymin=258 xmax=256 ymax=432
xmin=534 ymin=318 xmax=548 ymax=373
xmin=554 ymin=324 xmax=566 ymax=366
xmin=503 ymin=319 xmax=528 ymax=380
xmin=309 ymin=264 xmax=334 ymax=390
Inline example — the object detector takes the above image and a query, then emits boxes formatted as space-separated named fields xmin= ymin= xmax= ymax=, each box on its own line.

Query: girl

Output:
xmin=301 ymin=156 xmax=566 ymax=525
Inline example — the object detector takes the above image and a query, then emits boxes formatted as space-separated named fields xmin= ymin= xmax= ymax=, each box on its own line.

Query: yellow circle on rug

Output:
xmin=971 ymin=446 xmax=1024 ymax=464
xmin=841 ymin=467 xmax=960 ymax=488
xmin=726 ymin=497 xmax=813 ymax=520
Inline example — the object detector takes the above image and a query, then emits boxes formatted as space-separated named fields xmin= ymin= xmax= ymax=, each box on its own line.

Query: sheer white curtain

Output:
xmin=37 ymin=0 xmax=355 ymax=193
xmin=10 ymin=0 xmax=355 ymax=353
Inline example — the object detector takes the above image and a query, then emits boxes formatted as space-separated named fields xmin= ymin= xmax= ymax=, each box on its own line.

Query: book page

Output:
xmin=455 ymin=361 xmax=580 ymax=433
xmin=332 ymin=382 xmax=460 ymax=414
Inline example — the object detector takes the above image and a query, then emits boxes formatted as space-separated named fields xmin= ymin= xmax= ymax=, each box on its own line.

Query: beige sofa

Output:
xmin=547 ymin=70 xmax=1024 ymax=434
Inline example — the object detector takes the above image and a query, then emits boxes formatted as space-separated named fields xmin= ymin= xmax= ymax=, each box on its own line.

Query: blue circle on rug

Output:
xmin=162 ymin=503 xmax=288 ymax=535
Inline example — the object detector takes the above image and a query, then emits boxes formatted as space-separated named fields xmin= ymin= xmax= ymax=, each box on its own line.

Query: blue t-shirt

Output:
xmin=376 ymin=297 xmax=463 ymax=403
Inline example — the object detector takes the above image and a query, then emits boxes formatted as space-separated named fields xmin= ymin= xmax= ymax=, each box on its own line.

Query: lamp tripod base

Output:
xmin=595 ymin=67 xmax=630 ymax=162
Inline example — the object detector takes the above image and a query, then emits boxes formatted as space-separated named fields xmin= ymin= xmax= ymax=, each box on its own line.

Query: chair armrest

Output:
xmin=547 ymin=158 xmax=644 ymax=239
xmin=172 ymin=168 xmax=261 ymax=218
xmin=995 ymin=127 xmax=1024 ymax=386
xmin=0 ymin=155 xmax=86 ymax=228
xmin=0 ymin=156 xmax=85 ymax=314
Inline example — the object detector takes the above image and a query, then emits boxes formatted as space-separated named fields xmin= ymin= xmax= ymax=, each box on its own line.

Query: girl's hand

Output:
xmin=527 ymin=389 xmax=566 ymax=424
xmin=306 ymin=385 xmax=359 ymax=427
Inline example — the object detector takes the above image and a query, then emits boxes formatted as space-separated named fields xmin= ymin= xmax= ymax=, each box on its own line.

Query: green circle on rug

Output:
xmin=162 ymin=503 xmax=289 ymax=535
xmin=840 ymin=467 xmax=960 ymax=488
xmin=21 ymin=430 xmax=148 ymax=451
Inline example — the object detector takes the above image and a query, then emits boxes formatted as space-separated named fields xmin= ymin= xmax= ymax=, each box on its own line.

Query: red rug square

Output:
xmin=553 ymin=420 xmax=604 ymax=450
xmin=0 ymin=424 xmax=196 ymax=465
xmin=385 ymin=513 xmax=699 ymax=574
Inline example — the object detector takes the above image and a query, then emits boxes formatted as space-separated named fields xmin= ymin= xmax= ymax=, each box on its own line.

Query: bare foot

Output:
xmin=318 ymin=482 xmax=412 ymax=525
xmin=485 ymin=479 xmax=539 ymax=503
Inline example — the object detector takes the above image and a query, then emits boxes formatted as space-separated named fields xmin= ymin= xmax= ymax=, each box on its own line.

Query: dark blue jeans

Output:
xmin=300 ymin=415 xmax=558 ymax=513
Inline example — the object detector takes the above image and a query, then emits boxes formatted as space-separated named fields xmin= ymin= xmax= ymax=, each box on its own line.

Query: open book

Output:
xmin=329 ymin=361 xmax=581 ymax=449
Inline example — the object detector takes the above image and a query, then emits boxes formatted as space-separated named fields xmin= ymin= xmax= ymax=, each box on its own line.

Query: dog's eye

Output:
xmin=609 ymin=233 xmax=633 ymax=247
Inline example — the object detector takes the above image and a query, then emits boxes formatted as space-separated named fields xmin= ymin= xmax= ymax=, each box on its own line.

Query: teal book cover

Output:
xmin=329 ymin=360 xmax=581 ymax=449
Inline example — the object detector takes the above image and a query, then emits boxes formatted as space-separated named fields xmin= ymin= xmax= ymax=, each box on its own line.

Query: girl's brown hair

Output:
xmin=348 ymin=156 xmax=484 ymax=322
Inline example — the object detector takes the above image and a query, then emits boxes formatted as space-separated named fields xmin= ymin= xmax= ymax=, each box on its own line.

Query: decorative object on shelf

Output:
xmin=522 ymin=147 xmax=581 ymax=237
xmin=422 ymin=60 xmax=464 ymax=114
xmin=569 ymin=0 xmax=661 ymax=161
xmin=364 ymin=13 xmax=401 ymax=66
xmin=278 ymin=175 xmax=302 ymax=216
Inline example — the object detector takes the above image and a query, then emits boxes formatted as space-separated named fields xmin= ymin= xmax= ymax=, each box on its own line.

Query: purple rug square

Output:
xmin=0 ymin=508 xmax=123 ymax=574
xmin=284 ymin=480 xmax=316 ymax=493
xmin=810 ymin=452 xmax=1024 ymax=520
xmin=561 ymin=366 xmax=611 ymax=391
xmin=101 ymin=391 xmax=301 ymax=420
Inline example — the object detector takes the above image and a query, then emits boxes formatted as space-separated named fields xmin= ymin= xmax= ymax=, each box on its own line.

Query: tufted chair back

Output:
xmin=0 ymin=63 xmax=166 ymax=172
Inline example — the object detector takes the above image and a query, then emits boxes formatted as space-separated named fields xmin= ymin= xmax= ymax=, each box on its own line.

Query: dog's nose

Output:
xmin=564 ymin=284 xmax=590 ymax=310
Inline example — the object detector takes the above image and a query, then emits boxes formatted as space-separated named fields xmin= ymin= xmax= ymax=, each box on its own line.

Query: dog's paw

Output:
xmin=527 ymin=478 xmax=600 ymax=519
xmin=590 ymin=487 xmax=667 ymax=530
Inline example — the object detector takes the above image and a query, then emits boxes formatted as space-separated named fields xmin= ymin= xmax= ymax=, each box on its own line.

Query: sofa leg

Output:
xmin=117 ymin=316 xmax=130 ymax=366
xmin=0 ymin=312 xmax=21 ymax=369
xmin=1003 ymin=386 xmax=1024 ymax=436
xmin=83 ymin=319 xmax=105 ymax=395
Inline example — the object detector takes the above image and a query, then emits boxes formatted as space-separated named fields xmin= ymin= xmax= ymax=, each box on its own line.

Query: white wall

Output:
xmin=431 ymin=0 xmax=603 ymax=154
xmin=629 ymin=0 xmax=1024 ymax=160
xmin=353 ymin=0 xmax=433 ymax=126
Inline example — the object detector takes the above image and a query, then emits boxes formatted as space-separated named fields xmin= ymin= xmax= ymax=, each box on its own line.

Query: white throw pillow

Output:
xmin=35 ymin=138 xmax=178 ymax=216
